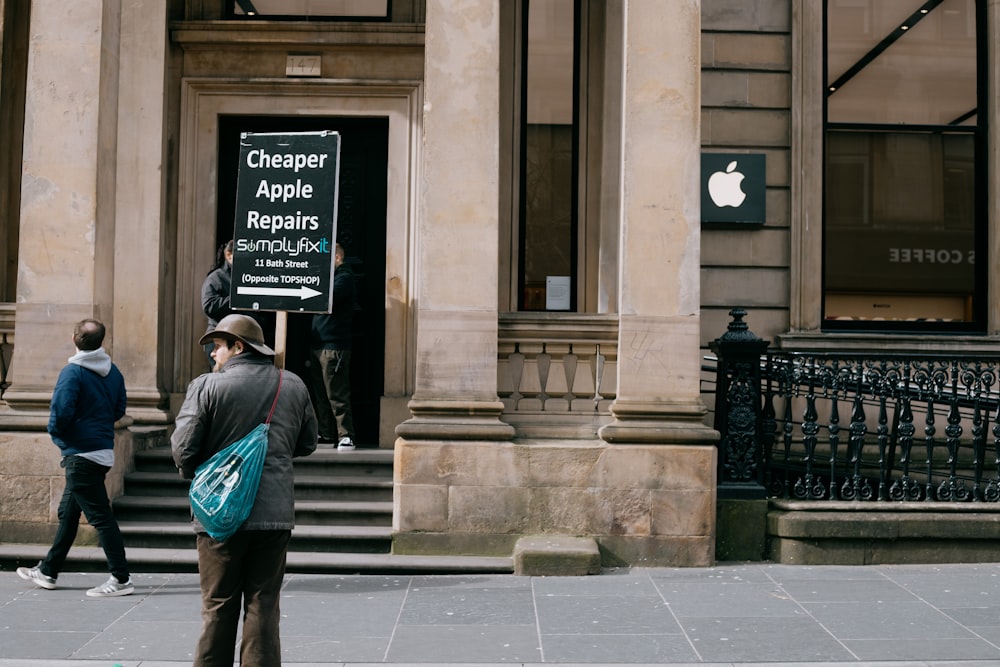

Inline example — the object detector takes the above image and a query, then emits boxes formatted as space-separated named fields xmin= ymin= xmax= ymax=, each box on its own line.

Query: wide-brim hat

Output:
xmin=199 ymin=314 xmax=275 ymax=356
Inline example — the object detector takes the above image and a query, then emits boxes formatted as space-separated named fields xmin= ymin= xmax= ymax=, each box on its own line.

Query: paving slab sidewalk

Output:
xmin=3 ymin=562 xmax=1000 ymax=665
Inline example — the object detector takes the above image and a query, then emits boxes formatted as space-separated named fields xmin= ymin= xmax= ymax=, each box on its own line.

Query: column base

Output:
xmin=124 ymin=388 xmax=173 ymax=425
xmin=0 ymin=388 xmax=52 ymax=412
xmin=0 ymin=400 xmax=50 ymax=430
xmin=599 ymin=399 xmax=719 ymax=445
xmin=1 ymin=387 xmax=171 ymax=427
xmin=396 ymin=398 xmax=515 ymax=441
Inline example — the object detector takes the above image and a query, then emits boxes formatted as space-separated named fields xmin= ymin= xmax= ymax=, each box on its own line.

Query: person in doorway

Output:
xmin=17 ymin=319 xmax=133 ymax=597
xmin=172 ymin=314 xmax=317 ymax=667
xmin=200 ymin=239 xmax=274 ymax=371
xmin=200 ymin=239 xmax=235 ymax=369
xmin=307 ymin=242 xmax=358 ymax=450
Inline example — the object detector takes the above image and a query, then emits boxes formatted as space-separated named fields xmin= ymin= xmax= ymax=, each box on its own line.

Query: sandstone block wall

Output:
xmin=393 ymin=439 xmax=717 ymax=567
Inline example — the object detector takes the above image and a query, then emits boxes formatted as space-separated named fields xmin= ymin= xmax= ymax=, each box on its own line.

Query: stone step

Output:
xmin=134 ymin=446 xmax=394 ymax=477
xmin=113 ymin=496 xmax=393 ymax=526
xmin=767 ymin=501 xmax=1000 ymax=565
xmin=97 ymin=442 xmax=413 ymax=571
xmin=0 ymin=543 xmax=514 ymax=575
xmin=116 ymin=521 xmax=393 ymax=552
xmin=513 ymin=536 xmax=601 ymax=576
xmin=124 ymin=470 xmax=394 ymax=501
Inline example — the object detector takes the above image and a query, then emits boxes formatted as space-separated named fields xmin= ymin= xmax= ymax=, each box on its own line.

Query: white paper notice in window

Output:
xmin=546 ymin=276 xmax=571 ymax=311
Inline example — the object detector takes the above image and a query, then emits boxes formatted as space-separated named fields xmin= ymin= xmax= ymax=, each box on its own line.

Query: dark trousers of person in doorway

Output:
xmin=40 ymin=455 xmax=129 ymax=582
xmin=194 ymin=529 xmax=291 ymax=667
xmin=308 ymin=348 xmax=354 ymax=443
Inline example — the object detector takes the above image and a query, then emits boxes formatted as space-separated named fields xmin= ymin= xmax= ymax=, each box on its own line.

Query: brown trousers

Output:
xmin=194 ymin=530 xmax=291 ymax=666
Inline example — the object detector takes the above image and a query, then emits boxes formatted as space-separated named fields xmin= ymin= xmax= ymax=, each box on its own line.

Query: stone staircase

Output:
xmin=116 ymin=446 xmax=397 ymax=555
xmin=0 ymin=444 xmax=513 ymax=575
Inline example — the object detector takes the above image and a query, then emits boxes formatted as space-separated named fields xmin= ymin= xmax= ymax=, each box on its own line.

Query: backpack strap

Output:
xmin=264 ymin=369 xmax=283 ymax=425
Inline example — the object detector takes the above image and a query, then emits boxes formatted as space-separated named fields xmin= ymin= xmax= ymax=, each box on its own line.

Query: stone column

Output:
xmin=0 ymin=1 xmax=118 ymax=424
xmin=396 ymin=0 xmax=514 ymax=441
xmin=599 ymin=0 xmax=718 ymax=446
xmin=111 ymin=0 xmax=170 ymax=424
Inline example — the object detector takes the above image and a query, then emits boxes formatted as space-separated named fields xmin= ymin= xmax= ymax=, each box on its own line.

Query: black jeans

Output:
xmin=307 ymin=348 xmax=353 ymax=441
xmin=194 ymin=530 xmax=291 ymax=667
xmin=40 ymin=455 xmax=129 ymax=582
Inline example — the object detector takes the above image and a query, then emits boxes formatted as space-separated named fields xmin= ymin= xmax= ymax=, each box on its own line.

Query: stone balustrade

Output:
xmin=497 ymin=313 xmax=618 ymax=435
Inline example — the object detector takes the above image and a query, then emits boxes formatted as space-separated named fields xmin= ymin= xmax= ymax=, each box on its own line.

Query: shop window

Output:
xmin=823 ymin=0 xmax=985 ymax=331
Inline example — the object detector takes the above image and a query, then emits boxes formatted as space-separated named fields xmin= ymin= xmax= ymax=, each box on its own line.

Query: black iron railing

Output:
xmin=763 ymin=353 xmax=1000 ymax=502
xmin=711 ymin=309 xmax=1000 ymax=503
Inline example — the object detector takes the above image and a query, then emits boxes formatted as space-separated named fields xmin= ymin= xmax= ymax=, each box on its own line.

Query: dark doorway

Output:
xmin=216 ymin=115 xmax=388 ymax=446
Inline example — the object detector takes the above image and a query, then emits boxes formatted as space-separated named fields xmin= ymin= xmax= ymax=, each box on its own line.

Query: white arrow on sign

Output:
xmin=237 ymin=285 xmax=322 ymax=300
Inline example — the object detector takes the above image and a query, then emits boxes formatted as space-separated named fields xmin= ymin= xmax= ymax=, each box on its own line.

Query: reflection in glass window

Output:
xmin=823 ymin=0 xmax=984 ymax=329
xmin=827 ymin=0 xmax=977 ymax=125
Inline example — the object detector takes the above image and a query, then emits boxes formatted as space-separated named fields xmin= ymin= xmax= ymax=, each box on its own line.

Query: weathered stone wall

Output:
xmin=0 ymin=425 xmax=166 ymax=545
xmin=0 ymin=431 xmax=60 ymax=543
xmin=393 ymin=440 xmax=717 ymax=567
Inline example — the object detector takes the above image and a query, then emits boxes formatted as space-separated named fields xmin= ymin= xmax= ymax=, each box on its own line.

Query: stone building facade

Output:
xmin=0 ymin=0 xmax=995 ymax=566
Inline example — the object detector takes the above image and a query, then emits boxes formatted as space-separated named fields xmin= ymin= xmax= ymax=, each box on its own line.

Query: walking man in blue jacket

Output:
xmin=17 ymin=318 xmax=133 ymax=597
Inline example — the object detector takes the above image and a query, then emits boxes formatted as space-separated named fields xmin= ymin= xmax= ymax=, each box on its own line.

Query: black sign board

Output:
xmin=701 ymin=153 xmax=766 ymax=225
xmin=230 ymin=131 xmax=341 ymax=314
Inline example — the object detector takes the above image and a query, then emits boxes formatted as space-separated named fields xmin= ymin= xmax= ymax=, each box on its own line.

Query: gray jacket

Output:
xmin=171 ymin=353 xmax=317 ymax=533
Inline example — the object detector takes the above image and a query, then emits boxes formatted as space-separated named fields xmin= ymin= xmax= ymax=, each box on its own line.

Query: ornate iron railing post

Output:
xmin=710 ymin=308 xmax=771 ymax=499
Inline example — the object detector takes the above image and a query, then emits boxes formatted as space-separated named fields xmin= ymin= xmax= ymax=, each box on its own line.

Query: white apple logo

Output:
xmin=708 ymin=160 xmax=747 ymax=208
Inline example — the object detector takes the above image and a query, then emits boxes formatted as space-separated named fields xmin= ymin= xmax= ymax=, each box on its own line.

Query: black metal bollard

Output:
xmin=709 ymin=308 xmax=770 ymax=499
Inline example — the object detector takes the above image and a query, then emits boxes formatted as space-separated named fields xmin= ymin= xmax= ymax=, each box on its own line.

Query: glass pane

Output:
xmin=827 ymin=0 xmax=977 ymax=124
xmin=233 ymin=0 xmax=388 ymax=18
xmin=824 ymin=0 xmax=980 ymax=326
xmin=522 ymin=0 xmax=575 ymax=311
xmin=824 ymin=131 xmax=975 ymax=322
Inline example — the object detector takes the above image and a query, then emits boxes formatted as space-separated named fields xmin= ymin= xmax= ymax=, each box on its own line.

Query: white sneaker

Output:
xmin=17 ymin=565 xmax=56 ymax=590
xmin=337 ymin=437 xmax=355 ymax=451
xmin=87 ymin=575 xmax=134 ymax=598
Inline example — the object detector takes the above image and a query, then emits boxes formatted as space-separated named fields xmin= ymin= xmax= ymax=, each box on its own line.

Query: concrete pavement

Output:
xmin=3 ymin=561 xmax=1000 ymax=665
